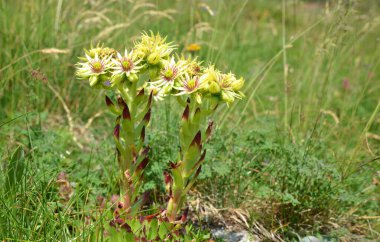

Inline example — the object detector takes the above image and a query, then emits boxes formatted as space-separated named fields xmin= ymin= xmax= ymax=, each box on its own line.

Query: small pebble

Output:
xmin=211 ymin=229 xmax=253 ymax=242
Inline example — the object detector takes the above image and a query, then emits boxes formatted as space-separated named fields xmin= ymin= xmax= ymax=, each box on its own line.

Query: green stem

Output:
xmin=176 ymin=96 xmax=187 ymax=107
xmin=167 ymin=99 xmax=216 ymax=223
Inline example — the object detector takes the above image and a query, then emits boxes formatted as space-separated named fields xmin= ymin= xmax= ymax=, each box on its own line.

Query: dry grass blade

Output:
xmin=40 ymin=48 xmax=70 ymax=54
xmin=366 ymin=132 xmax=380 ymax=141
xmin=320 ymin=109 xmax=340 ymax=124
xmin=44 ymin=80 xmax=84 ymax=149
xmin=95 ymin=22 xmax=133 ymax=40
xmin=198 ymin=3 xmax=215 ymax=17
xmin=129 ymin=2 xmax=156 ymax=16
xmin=251 ymin=221 xmax=285 ymax=242
xmin=182 ymin=22 xmax=214 ymax=46
xmin=81 ymin=10 xmax=114 ymax=24
xmin=144 ymin=9 xmax=176 ymax=22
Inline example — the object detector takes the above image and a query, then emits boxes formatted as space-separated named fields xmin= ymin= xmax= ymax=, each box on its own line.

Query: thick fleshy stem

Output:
xmin=165 ymin=97 xmax=215 ymax=223
xmin=106 ymin=82 xmax=152 ymax=218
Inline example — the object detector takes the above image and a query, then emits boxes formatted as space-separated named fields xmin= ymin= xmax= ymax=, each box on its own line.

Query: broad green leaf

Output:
xmin=158 ymin=222 xmax=169 ymax=240
xmin=147 ymin=219 xmax=158 ymax=240
xmin=127 ymin=218 xmax=142 ymax=235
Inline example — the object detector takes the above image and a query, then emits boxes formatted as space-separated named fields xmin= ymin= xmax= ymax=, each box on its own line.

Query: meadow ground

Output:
xmin=1 ymin=0 xmax=379 ymax=241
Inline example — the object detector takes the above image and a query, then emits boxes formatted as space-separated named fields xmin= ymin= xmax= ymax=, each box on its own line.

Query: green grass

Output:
xmin=1 ymin=0 xmax=380 ymax=240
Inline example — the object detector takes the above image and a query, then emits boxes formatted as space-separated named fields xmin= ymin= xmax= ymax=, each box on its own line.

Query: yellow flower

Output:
xmin=134 ymin=31 xmax=175 ymax=65
xmin=186 ymin=43 xmax=201 ymax=52
xmin=208 ymin=81 xmax=220 ymax=94
xmin=231 ymin=77 xmax=245 ymax=91
xmin=177 ymin=55 xmax=203 ymax=77
xmin=111 ymin=49 xmax=143 ymax=85
xmin=199 ymin=65 xmax=220 ymax=91
xmin=82 ymin=43 xmax=116 ymax=59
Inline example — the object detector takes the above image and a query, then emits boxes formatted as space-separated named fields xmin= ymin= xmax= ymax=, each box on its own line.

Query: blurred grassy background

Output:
xmin=1 ymin=0 xmax=379 ymax=240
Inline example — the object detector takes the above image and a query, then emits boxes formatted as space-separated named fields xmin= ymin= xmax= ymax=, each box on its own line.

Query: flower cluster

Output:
xmin=76 ymin=32 xmax=244 ymax=104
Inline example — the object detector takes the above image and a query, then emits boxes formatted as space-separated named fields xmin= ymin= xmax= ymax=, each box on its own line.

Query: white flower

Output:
xmin=111 ymin=49 xmax=142 ymax=77
xmin=175 ymin=73 xmax=203 ymax=95
xmin=76 ymin=53 xmax=112 ymax=78
xmin=149 ymin=57 xmax=187 ymax=92
xmin=146 ymin=84 xmax=165 ymax=101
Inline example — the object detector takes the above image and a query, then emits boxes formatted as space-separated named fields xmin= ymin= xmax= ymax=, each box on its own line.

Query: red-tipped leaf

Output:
xmin=113 ymin=124 xmax=120 ymax=139
xmin=137 ymin=88 xmax=145 ymax=97
xmin=194 ymin=165 xmax=202 ymax=178
xmin=190 ymin=131 xmax=202 ymax=148
xmin=140 ymin=126 xmax=145 ymax=142
xmin=105 ymin=95 xmax=114 ymax=106
xmin=182 ymin=105 xmax=189 ymax=121
xmin=117 ymin=96 xmax=126 ymax=108
xmin=137 ymin=157 xmax=149 ymax=171
xmin=148 ymin=91 xmax=153 ymax=106
xmin=181 ymin=207 xmax=189 ymax=223
xmin=122 ymin=105 xmax=131 ymax=120
xmin=163 ymin=171 xmax=173 ymax=185
xmin=206 ymin=121 xmax=214 ymax=139
xmin=169 ymin=161 xmax=181 ymax=169
xmin=140 ymin=146 xmax=150 ymax=157
xmin=143 ymin=109 xmax=151 ymax=123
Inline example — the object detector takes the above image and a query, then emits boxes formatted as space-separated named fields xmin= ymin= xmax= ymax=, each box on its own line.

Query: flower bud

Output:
xmin=163 ymin=85 xmax=172 ymax=94
xmin=208 ymin=81 xmax=220 ymax=94
xmin=147 ymin=52 xmax=160 ymax=65
xmin=128 ymin=73 xmax=138 ymax=83
xmin=99 ymin=47 xmax=116 ymax=59
xmin=89 ymin=75 xmax=99 ymax=87
xmin=86 ymin=47 xmax=101 ymax=58
xmin=110 ymin=74 xmax=124 ymax=86
xmin=149 ymin=66 xmax=159 ymax=79
xmin=136 ymin=45 xmax=149 ymax=58
xmin=136 ymin=51 xmax=145 ymax=59
xmin=100 ymin=74 xmax=110 ymax=82
xmin=195 ymin=93 xmax=202 ymax=104
xmin=221 ymin=91 xmax=234 ymax=103
xmin=231 ymin=77 xmax=244 ymax=91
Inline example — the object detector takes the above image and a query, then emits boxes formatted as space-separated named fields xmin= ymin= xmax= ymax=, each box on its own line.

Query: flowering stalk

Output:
xmin=111 ymin=88 xmax=152 ymax=217
xmin=75 ymin=32 xmax=244 ymax=237
xmin=163 ymin=65 xmax=245 ymax=223
xmin=165 ymin=99 xmax=213 ymax=223
xmin=75 ymin=40 xmax=165 ymax=218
